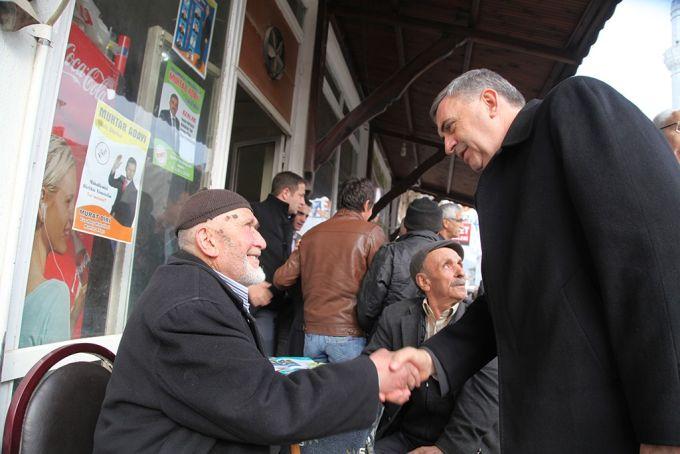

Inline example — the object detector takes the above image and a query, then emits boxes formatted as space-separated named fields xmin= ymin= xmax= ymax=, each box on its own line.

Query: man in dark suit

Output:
xmin=250 ymin=171 xmax=306 ymax=356
xmin=159 ymin=93 xmax=180 ymax=131
xmin=390 ymin=69 xmax=680 ymax=453
xmin=93 ymin=189 xmax=419 ymax=454
xmin=365 ymin=240 xmax=498 ymax=454
xmin=108 ymin=155 xmax=138 ymax=227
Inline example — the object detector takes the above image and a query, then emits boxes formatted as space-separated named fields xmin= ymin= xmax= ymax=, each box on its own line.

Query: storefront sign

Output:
xmin=73 ymin=101 xmax=150 ymax=243
xmin=172 ymin=0 xmax=217 ymax=79
xmin=152 ymin=62 xmax=205 ymax=181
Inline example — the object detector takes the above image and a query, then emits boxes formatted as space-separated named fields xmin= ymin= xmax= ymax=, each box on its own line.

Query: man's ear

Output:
xmin=415 ymin=273 xmax=429 ymax=292
xmin=363 ymin=199 xmax=372 ymax=213
xmin=480 ymin=88 xmax=499 ymax=118
xmin=194 ymin=226 xmax=219 ymax=258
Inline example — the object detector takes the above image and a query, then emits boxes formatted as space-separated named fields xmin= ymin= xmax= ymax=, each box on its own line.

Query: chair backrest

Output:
xmin=2 ymin=343 xmax=115 ymax=454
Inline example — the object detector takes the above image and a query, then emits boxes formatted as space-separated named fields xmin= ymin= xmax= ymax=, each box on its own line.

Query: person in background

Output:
xmin=357 ymin=198 xmax=443 ymax=337
xmin=93 ymin=189 xmax=418 ymax=454
xmin=250 ymin=171 xmax=307 ymax=356
xmin=438 ymin=202 xmax=464 ymax=240
xmin=365 ymin=240 xmax=499 ymax=454
xmin=291 ymin=198 xmax=312 ymax=251
xmin=653 ymin=109 xmax=680 ymax=164
xmin=21 ymin=135 xmax=80 ymax=347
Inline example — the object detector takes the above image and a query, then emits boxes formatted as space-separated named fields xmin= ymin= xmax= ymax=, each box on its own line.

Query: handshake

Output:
xmin=368 ymin=347 xmax=436 ymax=404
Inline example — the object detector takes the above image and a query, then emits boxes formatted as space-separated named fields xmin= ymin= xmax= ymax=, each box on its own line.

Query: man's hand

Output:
xmin=408 ymin=446 xmax=443 ymax=454
xmin=248 ymin=282 xmax=273 ymax=307
xmin=640 ymin=445 xmax=680 ymax=454
xmin=369 ymin=348 xmax=420 ymax=404
xmin=389 ymin=346 xmax=435 ymax=382
xmin=113 ymin=154 xmax=122 ymax=170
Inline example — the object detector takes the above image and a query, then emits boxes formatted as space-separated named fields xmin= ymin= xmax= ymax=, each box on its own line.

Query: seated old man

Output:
xmin=365 ymin=240 xmax=499 ymax=454
xmin=93 ymin=189 xmax=417 ymax=454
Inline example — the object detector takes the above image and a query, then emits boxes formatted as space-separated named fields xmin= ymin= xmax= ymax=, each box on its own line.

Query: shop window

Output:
xmin=17 ymin=0 xmax=231 ymax=348
xmin=285 ymin=0 xmax=306 ymax=29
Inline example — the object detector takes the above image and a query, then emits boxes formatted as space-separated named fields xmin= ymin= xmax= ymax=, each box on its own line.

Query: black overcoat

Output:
xmin=426 ymin=76 xmax=680 ymax=453
xmin=94 ymin=251 xmax=379 ymax=453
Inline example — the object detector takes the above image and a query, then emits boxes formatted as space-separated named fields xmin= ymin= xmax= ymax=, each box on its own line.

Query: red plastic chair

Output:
xmin=2 ymin=343 xmax=115 ymax=454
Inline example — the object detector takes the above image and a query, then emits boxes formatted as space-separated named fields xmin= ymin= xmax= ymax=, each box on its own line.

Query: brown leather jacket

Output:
xmin=273 ymin=209 xmax=386 ymax=337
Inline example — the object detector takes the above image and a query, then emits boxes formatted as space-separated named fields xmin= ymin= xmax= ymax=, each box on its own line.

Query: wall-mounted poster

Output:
xmin=152 ymin=62 xmax=205 ymax=181
xmin=72 ymin=101 xmax=150 ymax=243
xmin=172 ymin=0 xmax=217 ymax=79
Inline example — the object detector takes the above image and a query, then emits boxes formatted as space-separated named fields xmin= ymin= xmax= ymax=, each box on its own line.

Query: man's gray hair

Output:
xmin=440 ymin=202 xmax=461 ymax=220
xmin=177 ymin=225 xmax=199 ymax=251
xmin=653 ymin=109 xmax=678 ymax=128
xmin=430 ymin=69 xmax=526 ymax=122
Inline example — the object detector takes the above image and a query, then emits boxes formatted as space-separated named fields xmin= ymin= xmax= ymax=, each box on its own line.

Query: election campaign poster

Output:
xmin=73 ymin=101 xmax=150 ymax=243
xmin=152 ymin=62 xmax=204 ymax=182
xmin=172 ymin=0 xmax=217 ymax=79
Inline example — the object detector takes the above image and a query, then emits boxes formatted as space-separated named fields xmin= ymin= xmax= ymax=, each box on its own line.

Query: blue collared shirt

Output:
xmin=214 ymin=270 xmax=250 ymax=313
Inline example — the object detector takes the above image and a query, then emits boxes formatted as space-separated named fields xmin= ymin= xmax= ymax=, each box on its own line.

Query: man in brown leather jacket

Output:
xmin=274 ymin=178 xmax=386 ymax=363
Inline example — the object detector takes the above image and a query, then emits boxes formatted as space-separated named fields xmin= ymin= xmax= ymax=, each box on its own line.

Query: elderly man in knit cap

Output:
xmin=94 ymin=189 xmax=419 ymax=454
xmin=357 ymin=197 xmax=443 ymax=337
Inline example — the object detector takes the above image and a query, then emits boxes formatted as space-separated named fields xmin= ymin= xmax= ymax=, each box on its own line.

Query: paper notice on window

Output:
xmin=152 ymin=61 xmax=204 ymax=182
xmin=72 ymin=100 xmax=150 ymax=243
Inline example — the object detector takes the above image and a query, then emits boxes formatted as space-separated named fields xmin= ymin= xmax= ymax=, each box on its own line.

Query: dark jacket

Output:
xmin=357 ymin=229 xmax=441 ymax=335
xmin=251 ymin=194 xmax=294 ymax=283
xmin=425 ymin=77 xmax=680 ymax=453
xmin=94 ymin=251 xmax=380 ymax=454
xmin=108 ymin=173 xmax=137 ymax=227
xmin=274 ymin=209 xmax=386 ymax=337
xmin=365 ymin=299 xmax=499 ymax=453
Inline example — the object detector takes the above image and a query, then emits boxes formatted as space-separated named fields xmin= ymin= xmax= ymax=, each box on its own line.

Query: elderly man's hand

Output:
xmin=369 ymin=348 xmax=421 ymax=404
xmin=389 ymin=346 xmax=434 ymax=383
xmin=248 ymin=282 xmax=273 ymax=307
xmin=640 ymin=445 xmax=680 ymax=454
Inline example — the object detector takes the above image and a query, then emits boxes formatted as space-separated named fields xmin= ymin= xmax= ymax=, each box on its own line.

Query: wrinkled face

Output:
xmin=282 ymin=183 xmax=306 ymax=215
xmin=293 ymin=204 xmax=311 ymax=231
xmin=169 ymin=96 xmax=179 ymax=116
xmin=125 ymin=162 xmax=136 ymax=181
xmin=417 ymin=248 xmax=467 ymax=304
xmin=442 ymin=216 xmax=463 ymax=239
xmin=435 ymin=93 xmax=506 ymax=172
xmin=207 ymin=208 xmax=267 ymax=285
xmin=41 ymin=166 xmax=77 ymax=254
xmin=660 ymin=113 xmax=680 ymax=164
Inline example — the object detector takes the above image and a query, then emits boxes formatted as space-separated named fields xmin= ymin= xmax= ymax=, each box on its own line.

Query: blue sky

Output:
xmin=576 ymin=0 xmax=672 ymax=119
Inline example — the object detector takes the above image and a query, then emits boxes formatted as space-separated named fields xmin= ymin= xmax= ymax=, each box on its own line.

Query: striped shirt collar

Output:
xmin=214 ymin=270 xmax=250 ymax=312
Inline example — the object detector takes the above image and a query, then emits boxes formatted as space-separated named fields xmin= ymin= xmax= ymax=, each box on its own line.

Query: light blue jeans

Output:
xmin=303 ymin=333 xmax=366 ymax=364
xmin=301 ymin=333 xmax=369 ymax=453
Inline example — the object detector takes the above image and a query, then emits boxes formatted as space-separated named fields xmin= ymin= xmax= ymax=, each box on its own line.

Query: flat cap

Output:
xmin=175 ymin=189 xmax=251 ymax=235
xmin=409 ymin=239 xmax=465 ymax=282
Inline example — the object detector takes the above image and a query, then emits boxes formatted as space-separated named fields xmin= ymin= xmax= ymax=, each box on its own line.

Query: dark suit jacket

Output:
xmin=108 ymin=173 xmax=137 ymax=227
xmin=365 ymin=299 xmax=499 ymax=453
xmin=425 ymin=76 xmax=680 ymax=453
xmin=94 ymin=251 xmax=380 ymax=454
xmin=159 ymin=109 xmax=180 ymax=130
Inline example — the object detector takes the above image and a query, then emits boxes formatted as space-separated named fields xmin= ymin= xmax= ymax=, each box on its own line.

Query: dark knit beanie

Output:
xmin=403 ymin=198 xmax=442 ymax=233
xmin=175 ymin=189 xmax=252 ymax=235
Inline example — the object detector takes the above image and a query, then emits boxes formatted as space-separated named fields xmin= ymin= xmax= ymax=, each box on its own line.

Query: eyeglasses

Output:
xmin=660 ymin=121 xmax=680 ymax=134
xmin=447 ymin=218 xmax=464 ymax=223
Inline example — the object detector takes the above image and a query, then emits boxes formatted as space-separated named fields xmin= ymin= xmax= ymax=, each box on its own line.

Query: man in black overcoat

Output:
xmin=389 ymin=69 xmax=680 ymax=453
xmin=93 ymin=189 xmax=418 ymax=454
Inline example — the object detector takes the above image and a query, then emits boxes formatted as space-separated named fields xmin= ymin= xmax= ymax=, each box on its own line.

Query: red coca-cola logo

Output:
xmin=63 ymin=42 xmax=116 ymax=101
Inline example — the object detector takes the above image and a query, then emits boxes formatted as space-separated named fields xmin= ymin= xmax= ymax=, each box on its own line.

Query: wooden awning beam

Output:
xmin=314 ymin=33 xmax=464 ymax=170
xmin=331 ymin=5 xmax=576 ymax=65
xmin=370 ymin=148 xmax=449 ymax=220
xmin=372 ymin=126 xmax=442 ymax=149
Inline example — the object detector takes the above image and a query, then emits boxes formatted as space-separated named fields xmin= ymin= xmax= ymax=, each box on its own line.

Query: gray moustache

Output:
xmin=450 ymin=279 xmax=466 ymax=287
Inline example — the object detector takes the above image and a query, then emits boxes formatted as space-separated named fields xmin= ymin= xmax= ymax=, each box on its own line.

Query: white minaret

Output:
xmin=665 ymin=0 xmax=680 ymax=108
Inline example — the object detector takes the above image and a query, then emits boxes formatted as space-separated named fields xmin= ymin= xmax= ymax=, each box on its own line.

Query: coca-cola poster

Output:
xmin=45 ymin=23 xmax=119 ymax=337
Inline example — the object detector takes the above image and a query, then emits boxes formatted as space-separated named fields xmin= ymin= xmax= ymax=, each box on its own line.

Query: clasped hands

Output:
xmin=368 ymin=347 xmax=436 ymax=404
